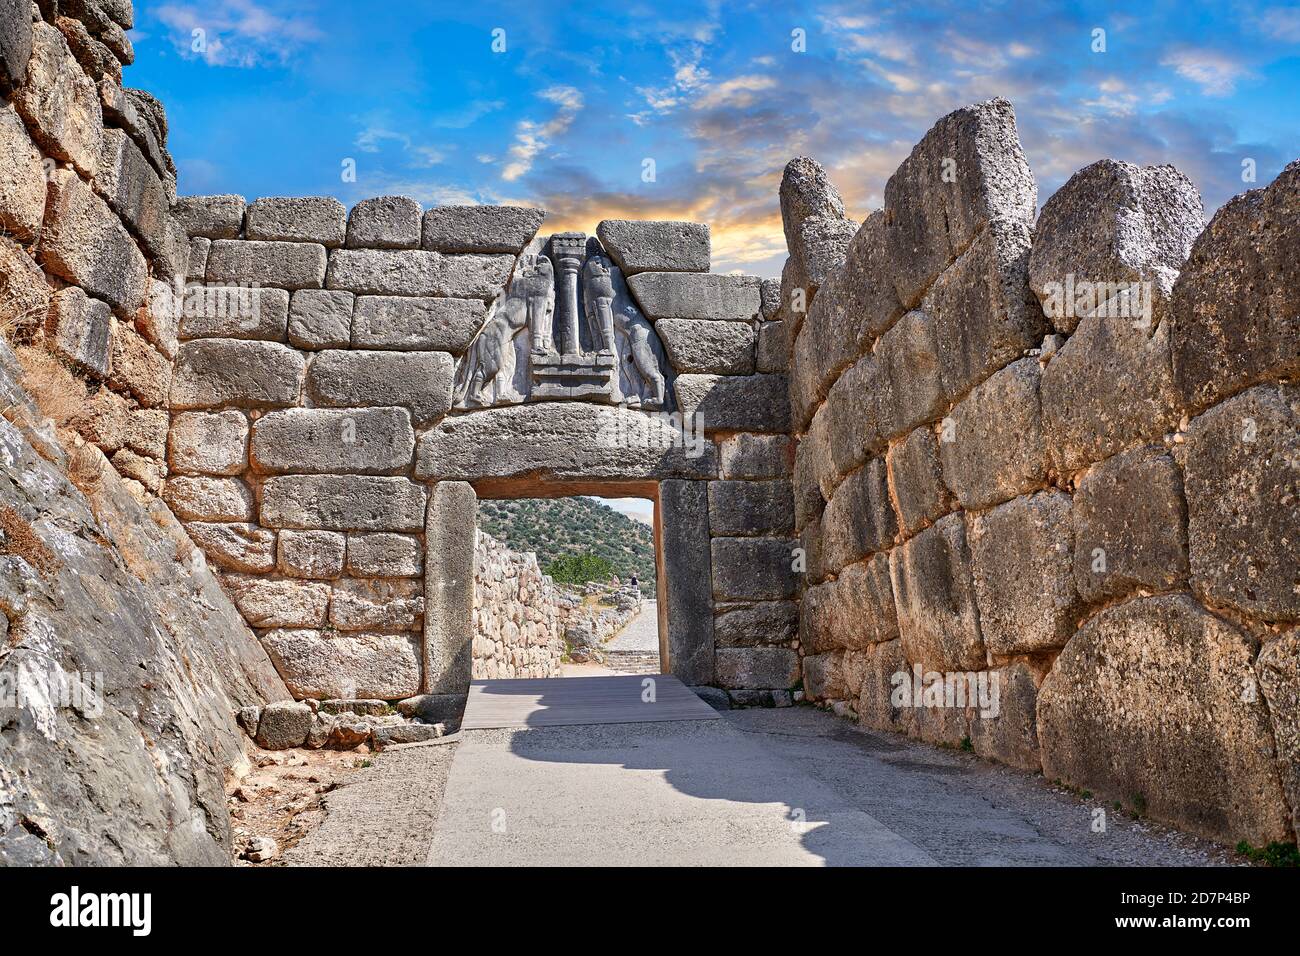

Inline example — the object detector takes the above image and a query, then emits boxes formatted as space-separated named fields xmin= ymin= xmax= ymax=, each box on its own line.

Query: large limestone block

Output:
xmin=326 ymin=248 xmax=514 ymax=299
xmin=330 ymin=578 xmax=423 ymax=632
xmin=970 ymin=491 xmax=1080 ymax=656
xmin=595 ymin=220 xmax=710 ymax=274
xmin=1040 ymin=309 xmax=1179 ymax=474
xmin=421 ymin=205 xmax=544 ymax=254
xmin=1037 ymin=595 xmax=1291 ymax=844
xmin=792 ymin=405 xmax=832 ymax=527
xmin=874 ymin=309 xmax=945 ymax=442
xmin=0 ymin=238 xmax=48 ymax=337
xmin=795 ymin=215 xmax=858 ymax=293
xmin=346 ymin=196 xmax=421 ymax=249
xmin=46 ymin=287 xmax=111 ymax=377
xmin=968 ymin=662 xmax=1041 ymax=772
xmin=170 ymin=339 xmax=305 ymax=409
xmin=351 ymin=295 xmax=486 ymax=353
xmin=287 ymin=289 xmax=353 ymax=349
xmin=223 ymin=574 xmax=331 ymax=628
xmin=656 ymin=319 xmax=754 ymax=374
xmin=707 ymin=479 xmax=793 ymax=537
xmin=715 ymin=647 xmax=800 ymax=690
xmin=107 ymin=324 xmax=171 ymax=407
xmin=178 ymin=285 xmax=289 ymax=342
xmin=887 ymin=425 xmax=952 ymax=537
xmin=779 ymin=157 xmax=845 ymax=248
xmin=1072 ymin=445 xmax=1188 ymax=602
xmin=1171 ymin=160 xmax=1300 ymax=414
xmin=0 ymin=0 xmax=32 ymax=93
xmin=1257 ymin=630 xmax=1300 ymax=838
xmin=793 ymin=212 xmax=904 ymax=424
xmin=710 ymin=537 xmax=798 ymax=601
xmin=938 ymin=357 xmax=1045 ymax=511
xmin=125 ymin=409 xmax=169 ymax=459
xmin=802 ymin=651 xmax=846 ymax=701
xmin=756 ymin=320 xmax=787 ymax=373
xmin=245 ymin=196 xmax=347 ymax=247
xmin=39 ymin=169 xmax=147 ymax=316
xmin=206 ymin=239 xmax=327 ymax=290
xmin=96 ymin=128 xmax=173 ymax=270
xmin=253 ymin=700 xmax=313 ymax=750
xmin=720 ymin=433 xmax=790 ymax=479
xmin=626 ymin=272 xmax=761 ymax=321
xmin=713 ymin=600 xmax=797 ymax=648
xmin=261 ymin=629 xmax=421 ymax=700
xmin=855 ymin=640 xmax=914 ymax=735
xmin=674 ymin=372 xmax=789 ymax=433
xmin=162 ymin=475 xmax=253 ymax=521
xmin=759 ymin=277 xmax=781 ymax=319
xmin=276 ymin=529 xmax=345 ymax=579
xmin=923 ymin=216 xmax=1041 ymax=401
xmin=173 ymin=195 xmax=245 ymax=240
xmin=346 ymin=532 xmax=423 ymax=577
xmin=13 ymin=22 xmax=102 ymax=176
xmin=424 ymin=481 xmax=476 ymax=694
xmin=820 ymin=459 xmax=897 ymax=573
xmin=822 ymin=354 xmax=886 ymax=480
xmin=1184 ymin=384 xmax=1299 ymax=622
xmin=250 ymin=406 xmax=415 ymax=475
xmin=1029 ymin=160 xmax=1203 ymax=333
xmin=803 ymin=552 xmax=898 ymax=653
xmin=186 ymin=237 xmax=209 ymax=280
xmin=185 ymin=521 xmax=276 ymax=573
xmin=659 ymin=479 xmax=715 ymax=685
xmin=306 ymin=349 xmax=453 ymax=425
xmin=415 ymin=402 xmax=717 ymax=481
xmin=889 ymin=513 xmax=986 ymax=671
xmin=168 ymin=410 xmax=249 ymax=475
xmin=883 ymin=97 xmax=1036 ymax=308
xmin=260 ymin=475 xmax=427 ymax=531
xmin=0 ymin=103 xmax=45 ymax=242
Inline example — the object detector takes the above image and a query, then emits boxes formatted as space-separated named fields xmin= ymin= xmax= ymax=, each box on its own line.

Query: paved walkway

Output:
xmin=410 ymin=705 xmax=1231 ymax=867
xmin=606 ymin=599 xmax=658 ymax=651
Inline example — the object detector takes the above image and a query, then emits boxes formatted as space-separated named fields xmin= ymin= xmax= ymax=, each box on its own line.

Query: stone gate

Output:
xmin=162 ymin=200 xmax=800 ymax=710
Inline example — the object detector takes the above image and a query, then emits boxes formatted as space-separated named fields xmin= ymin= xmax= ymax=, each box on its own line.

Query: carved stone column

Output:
xmin=550 ymin=233 xmax=586 ymax=355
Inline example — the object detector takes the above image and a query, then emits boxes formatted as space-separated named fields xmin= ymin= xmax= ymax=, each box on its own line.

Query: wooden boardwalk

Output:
xmin=460 ymin=674 xmax=720 ymax=730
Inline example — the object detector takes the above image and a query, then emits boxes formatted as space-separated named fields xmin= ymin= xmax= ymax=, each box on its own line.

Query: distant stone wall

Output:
xmin=784 ymin=97 xmax=1299 ymax=846
xmin=472 ymin=531 xmax=564 ymax=679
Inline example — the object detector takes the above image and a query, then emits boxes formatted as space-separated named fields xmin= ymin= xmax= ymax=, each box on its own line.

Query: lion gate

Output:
xmin=163 ymin=198 xmax=799 ymax=714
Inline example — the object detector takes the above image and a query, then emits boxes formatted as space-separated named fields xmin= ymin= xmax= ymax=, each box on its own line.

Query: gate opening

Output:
xmin=474 ymin=488 xmax=663 ymax=680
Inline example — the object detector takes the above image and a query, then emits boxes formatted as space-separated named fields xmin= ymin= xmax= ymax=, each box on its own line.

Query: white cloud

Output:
xmin=1160 ymin=47 xmax=1251 ymax=96
xmin=155 ymin=0 xmax=322 ymax=67
xmin=501 ymin=86 xmax=585 ymax=182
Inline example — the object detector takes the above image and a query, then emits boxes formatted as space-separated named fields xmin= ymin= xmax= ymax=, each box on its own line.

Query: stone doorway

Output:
xmin=423 ymin=475 xmax=716 ymax=706
xmin=474 ymin=491 xmax=661 ymax=677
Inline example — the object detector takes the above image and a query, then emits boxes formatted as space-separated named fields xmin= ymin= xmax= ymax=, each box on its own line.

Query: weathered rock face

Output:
xmin=785 ymin=96 xmax=1298 ymax=845
xmin=0 ymin=344 xmax=288 ymax=865
xmin=1037 ymin=596 xmax=1290 ymax=844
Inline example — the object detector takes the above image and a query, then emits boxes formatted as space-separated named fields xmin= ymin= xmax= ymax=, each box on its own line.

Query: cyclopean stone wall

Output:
xmin=165 ymin=197 xmax=798 ymax=705
xmin=1 ymin=0 xmax=291 ymax=865
xmin=784 ymin=96 xmax=1299 ymax=847
xmin=472 ymin=530 xmax=565 ymax=680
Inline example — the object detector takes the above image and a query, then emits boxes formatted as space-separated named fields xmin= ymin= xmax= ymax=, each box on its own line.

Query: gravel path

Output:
xmin=285 ymin=740 xmax=457 ymax=867
xmin=606 ymin=599 xmax=658 ymax=651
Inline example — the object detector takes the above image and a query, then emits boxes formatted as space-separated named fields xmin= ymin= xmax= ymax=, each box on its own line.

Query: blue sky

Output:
xmin=127 ymin=1 xmax=1300 ymax=276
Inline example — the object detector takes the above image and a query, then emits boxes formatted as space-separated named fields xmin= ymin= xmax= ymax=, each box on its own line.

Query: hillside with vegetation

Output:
xmin=477 ymin=498 xmax=656 ymax=596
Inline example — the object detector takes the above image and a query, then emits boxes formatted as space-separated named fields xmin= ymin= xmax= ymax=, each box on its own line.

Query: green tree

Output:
xmin=545 ymin=553 xmax=615 ymax=585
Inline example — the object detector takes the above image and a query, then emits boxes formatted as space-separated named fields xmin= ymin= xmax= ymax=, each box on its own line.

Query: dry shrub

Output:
xmin=64 ymin=438 xmax=105 ymax=497
xmin=0 ymin=504 xmax=60 ymax=577
xmin=13 ymin=345 xmax=87 ymax=430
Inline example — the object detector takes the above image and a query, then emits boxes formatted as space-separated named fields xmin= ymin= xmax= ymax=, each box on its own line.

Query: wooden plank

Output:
xmin=460 ymin=674 xmax=721 ymax=730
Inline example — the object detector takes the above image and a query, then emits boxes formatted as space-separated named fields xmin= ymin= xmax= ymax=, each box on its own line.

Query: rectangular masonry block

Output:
xmin=260 ymin=475 xmax=428 ymax=531
xmin=250 ymin=406 xmax=415 ymax=475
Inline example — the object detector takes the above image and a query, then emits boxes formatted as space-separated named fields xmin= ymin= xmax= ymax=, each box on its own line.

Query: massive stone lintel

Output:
xmin=414 ymin=402 xmax=717 ymax=482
